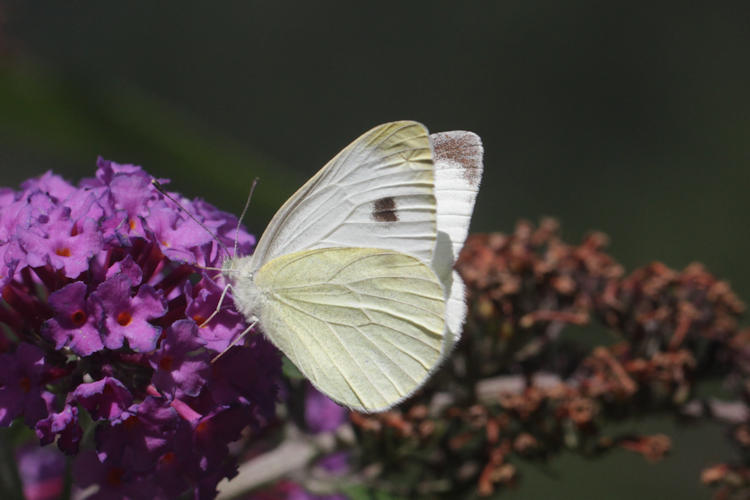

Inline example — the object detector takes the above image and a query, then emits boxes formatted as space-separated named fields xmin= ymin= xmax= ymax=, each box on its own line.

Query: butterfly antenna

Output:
xmin=234 ymin=177 xmax=259 ymax=258
xmin=151 ymin=179 xmax=232 ymax=259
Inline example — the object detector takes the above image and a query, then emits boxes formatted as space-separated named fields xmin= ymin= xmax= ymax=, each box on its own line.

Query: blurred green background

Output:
xmin=1 ymin=2 xmax=747 ymax=498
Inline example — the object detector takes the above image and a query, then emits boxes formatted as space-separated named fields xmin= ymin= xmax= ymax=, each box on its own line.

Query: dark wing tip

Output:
xmin=430 ymin=131 xmax=484 ymax=187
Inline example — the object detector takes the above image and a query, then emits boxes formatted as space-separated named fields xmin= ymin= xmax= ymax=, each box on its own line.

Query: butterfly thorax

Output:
xmin=223 ymin=255 xmax=264 ymax=320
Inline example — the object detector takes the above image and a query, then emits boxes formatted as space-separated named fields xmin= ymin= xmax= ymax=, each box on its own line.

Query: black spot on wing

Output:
xmin=372 ymin=197 xmax=398 ymax=222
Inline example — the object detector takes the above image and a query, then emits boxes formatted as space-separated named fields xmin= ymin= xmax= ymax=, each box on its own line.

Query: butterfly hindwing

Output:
xmin=253 ymin=247 xmax=446 ymax=412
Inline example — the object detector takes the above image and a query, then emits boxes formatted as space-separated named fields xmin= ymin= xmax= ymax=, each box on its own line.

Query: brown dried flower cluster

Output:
xmin=350 ymin=220 xmax=749 ymax=498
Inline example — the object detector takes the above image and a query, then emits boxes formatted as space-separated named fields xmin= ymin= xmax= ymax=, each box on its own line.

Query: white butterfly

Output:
xmin=223 ymin=121 xmax=483 ymax=412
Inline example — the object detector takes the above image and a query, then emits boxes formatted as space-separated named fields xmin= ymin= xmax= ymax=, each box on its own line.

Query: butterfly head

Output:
xmin=222 ymin=255 xmax=263 ymax=319
xmin=221 ymin=255 xmax=255 ymax=281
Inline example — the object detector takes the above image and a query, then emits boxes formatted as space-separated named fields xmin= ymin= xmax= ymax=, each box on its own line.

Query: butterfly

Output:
xmin=223 ymin=121 xmax=483 ymax=412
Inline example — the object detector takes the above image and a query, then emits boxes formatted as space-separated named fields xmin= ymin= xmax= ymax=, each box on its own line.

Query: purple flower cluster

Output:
xmin=0 ymin=160 xmax=281 ymax=498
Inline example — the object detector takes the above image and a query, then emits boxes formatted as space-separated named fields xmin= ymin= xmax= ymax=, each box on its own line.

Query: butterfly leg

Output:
xmin=199 ymin=283 xmax=233 ymax=327
xmin=210 ymin=316 xmax=259 ymax=363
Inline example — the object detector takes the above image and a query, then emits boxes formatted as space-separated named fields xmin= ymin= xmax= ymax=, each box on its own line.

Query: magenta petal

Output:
xmin=93 ymin=275 xmax=166 ymax=352
xmin=44 ymin=281 xmax=104 ymax=356
xmin=149 ymin=319 xmax=210 ymax=398
xmin=184 ymin=279 xmax=246 ymax=352
xmin=21 ymin=171 xmax=76 ymax=202
xmin=72 ymin=377 xmax=133 ymax=421
xmin=35 ymin=404 xmax=82 ymax=455
xmin=96 ymin=397 xmax=178 ymax=473
xmin=105 ymin=254 xmax=143 ymax=285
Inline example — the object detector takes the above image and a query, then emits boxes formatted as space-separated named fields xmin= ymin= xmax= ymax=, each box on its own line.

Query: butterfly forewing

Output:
xmin=431 ymin=131 xmax=483 ymax=264
xmin=430 ymin=131 xmax=484 ymax=350
xmin=249 ymin=121 xmax=437 ymax=271
xmin=254 ymin=247 xmax=446 ymax=412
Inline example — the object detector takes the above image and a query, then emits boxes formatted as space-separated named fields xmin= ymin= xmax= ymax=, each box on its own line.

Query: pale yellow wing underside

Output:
xmin=254 ymin=247 xmax=446 ymax=412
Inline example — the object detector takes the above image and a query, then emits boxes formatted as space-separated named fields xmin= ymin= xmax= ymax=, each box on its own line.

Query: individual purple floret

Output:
xmin=16 ymin=192 xmax=103 ymax=278
xmin=0 ymin=161 xmax=280 ymax=499
xmin=72 ymin=377 xmax=133 ymax=421
xmin=93 ymin=274 xmax=167 ymax=352
xmin=44 ymin=281 xmax=104 ymax=356
xmin=95 ymin=396 xmax=179 ymax=473
xmin=149 ymin=319 xmax=210 ymax=398
xmin=36 ymin=402 xmax=82 ymax=454
xmin=184 ymin=278 xmax=248 ymax=352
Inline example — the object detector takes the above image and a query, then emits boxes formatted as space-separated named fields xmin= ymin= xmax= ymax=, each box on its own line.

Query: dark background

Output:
xmin=1 ymin=2 xmax=748 ymax=498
